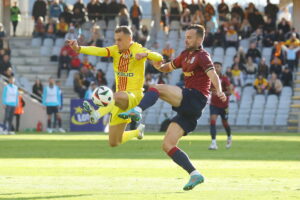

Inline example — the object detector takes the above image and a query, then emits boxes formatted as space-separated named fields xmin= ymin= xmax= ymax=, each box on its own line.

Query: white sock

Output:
xmin=228 ymin=136 xmax=232 ymax=140
xmin=212 ymin=139 xmax=217 ymax=145
xmin=190 ymin=170 xmax=200 ymax=176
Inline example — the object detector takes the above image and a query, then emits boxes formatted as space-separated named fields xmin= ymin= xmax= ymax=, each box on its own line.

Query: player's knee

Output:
xmin=222 ymin=120 xmax=229 ymax=127
xmin=162 ymin=141 xmax=173 ymax=153
xmin=210 ymin=119 xmax=216 ymax=126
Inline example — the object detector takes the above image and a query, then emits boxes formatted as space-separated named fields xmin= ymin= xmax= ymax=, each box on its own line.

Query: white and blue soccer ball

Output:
xmin=91 ymin=86 xmax=114 ymax=107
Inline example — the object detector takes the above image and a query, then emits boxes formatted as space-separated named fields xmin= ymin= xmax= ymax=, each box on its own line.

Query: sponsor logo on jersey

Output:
xmin=183 ymin=71 xmax=194 ymax=76
xmin=116 ymin=72 xmax=134 ymax=77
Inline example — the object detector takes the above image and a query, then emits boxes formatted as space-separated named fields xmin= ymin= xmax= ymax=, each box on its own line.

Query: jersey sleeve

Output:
xmin=80 ymin=45 xmax=117 ymax=57
xmin=199 ymin=51 xmax=214 ymax=73
xmin=138 ymin=47 xmax=163 ymax=61
xmin=171 ymin=53 xmax=183 ymax=69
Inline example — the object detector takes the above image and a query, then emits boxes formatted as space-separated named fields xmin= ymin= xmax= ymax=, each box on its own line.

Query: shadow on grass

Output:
xmin=0 ymin=138 xmax=299 ymax=161
xmin=0 ymin=194 xmax=92 ymax=200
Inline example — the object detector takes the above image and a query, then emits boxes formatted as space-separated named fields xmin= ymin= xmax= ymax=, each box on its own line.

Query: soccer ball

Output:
xmin=91 ymin=86 xmax=114 ymax=107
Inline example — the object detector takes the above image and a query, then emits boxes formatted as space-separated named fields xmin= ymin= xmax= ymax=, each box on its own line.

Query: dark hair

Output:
xmin=115 ymin=26 xmax=132 ymax=37
xmin=214 ymin=61 xmax=222 ymax=66
xmin=187 ymin=24 xmax=205 ymax=38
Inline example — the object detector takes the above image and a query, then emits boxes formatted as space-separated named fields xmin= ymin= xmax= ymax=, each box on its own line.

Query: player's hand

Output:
xmin=135 ymin=53 xmax=148 ymax=60
xmin=152 ymin=60 xmax=163 ymax=69
xmin=66 ymin=40 xmax=80 ymax=52
xmin=217 ymin=92 xmax=227 ymax=102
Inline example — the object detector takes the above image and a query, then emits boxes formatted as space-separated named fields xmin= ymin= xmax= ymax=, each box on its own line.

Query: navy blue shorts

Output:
xmin=171 ymin=88 xmax=207 ymax=135
xmin=46 ymin=106 xmax=58 ymax=115
xmin=210 ymin=105 xmax=228 ymax=120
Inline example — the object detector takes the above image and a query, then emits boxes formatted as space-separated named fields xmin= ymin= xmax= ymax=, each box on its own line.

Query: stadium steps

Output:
xmin=10 ymin=37 xmax=78 ymax=130
xmin=288 ymin=70 xmax=300 ymax=132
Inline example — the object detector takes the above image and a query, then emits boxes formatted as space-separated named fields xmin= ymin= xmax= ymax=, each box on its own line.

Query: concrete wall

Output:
xmin=0 ymin=78 xmax=48 ymax=132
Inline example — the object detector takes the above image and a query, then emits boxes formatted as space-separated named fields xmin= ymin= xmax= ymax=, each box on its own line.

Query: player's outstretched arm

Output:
xmin=152 ymin=61 xmax=174 ymax=73
xmin=135 ymin=51 xmax=163 ymax=61
xmin=67 ymin=39 xmax=111 ymax=57
xmin=207 ymin=69 xmax=226 ymax=102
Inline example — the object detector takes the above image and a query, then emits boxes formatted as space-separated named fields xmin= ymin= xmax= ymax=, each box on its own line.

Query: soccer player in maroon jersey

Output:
xmin=209 ymin=62 xmax=233 ymax=150
xmin=119 ymin=24 xmax=226 ymax=190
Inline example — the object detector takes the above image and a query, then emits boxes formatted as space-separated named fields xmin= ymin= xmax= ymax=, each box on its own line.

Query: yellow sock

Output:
xmin=97 ymin=100 xmax=114 ymax=117
xmin=121 ymin=130 xmax=139 ymax=144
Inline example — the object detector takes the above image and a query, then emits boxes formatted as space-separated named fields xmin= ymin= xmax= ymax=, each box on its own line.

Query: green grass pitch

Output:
xmin=0 ymin=132 xmax=300 ymax=200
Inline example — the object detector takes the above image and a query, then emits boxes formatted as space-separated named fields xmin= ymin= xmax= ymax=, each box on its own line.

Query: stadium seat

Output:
xmin=205 ymin=47 xmax=212 ymax=55
xmin=262 ymin=47 xmax=272 ymax=57
xmin=82 ymin=21 xmax=94 ymax=30
xmin=262 ymin=114 xmax=275 ymax=126
xmin=275 ymin=115 xmax=288 ymax=126
xmin=65 ymin=70 xmax=78 ymax=87
xmin=225 ymin=47 xmax=237 ymax=56
xmin=31 ymin=38 xmax=42 ymax=47
xmin=40 ymin=46 xmax=52 ymax=56
xmin=157 ymin=30 xmax=166 ymax=40
xmin=265 ymin=95 xmax=278 ymax=109
xmin=249 ymin=114 xmax=262 ymax=126
xmin=213 ymin=47 xmax=224 ymax=56
xmin=169 ymin=21 xmax=180 ymax=30
xmin=43 ymin=38 xmax=54 ymax=47
xmin=105 ymin=30 xmax=115 ymax=40
xmin=212 ymin=54 xmax=224 ymax=63
xmin=95 ymin=20 xmax=106 ymax=30
xmin=236 ymin=114 xmax=248 ymax=126
xmin=82 ymin=30 xmax=91 ymax=40
xmin=240 ymin=39 xmax=250 ymax=51
xmin=51 ymin=46 xmax=61 ymax=56
xmin=88 ymin=55 xmax=98 ymax=66
xmin=54 ymin=38 xmax=65 ymax=47
xmin=252 ymin=95 xmax=266 ymax=109
xmin=281 ymin=87 xmax=293 ymax=96
xmin=107 ymin=20 xmax=117 ymax=30
xmin=96 ymin=62 xmax=108 ymax=71
xmin=168 ymin=31 xmax=179 ymax=40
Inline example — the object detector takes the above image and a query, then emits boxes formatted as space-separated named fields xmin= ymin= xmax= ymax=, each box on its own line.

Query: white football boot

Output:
xmin=208 ymin=142 xmax=218 ymax=150
xmin=83 ymin=100 xmax=100 ymax=124
xmin=137 ymin=124 xmax=145 ymax=140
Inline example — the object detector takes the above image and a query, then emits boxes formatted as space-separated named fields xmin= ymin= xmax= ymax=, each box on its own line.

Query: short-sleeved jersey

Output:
xmin=104 ymin=43 xmax=149 ymax=92
xmin=171 ymin=47 xmax=214 ymax=98
xmin=210 ymin=75 xmax=231 ymax=108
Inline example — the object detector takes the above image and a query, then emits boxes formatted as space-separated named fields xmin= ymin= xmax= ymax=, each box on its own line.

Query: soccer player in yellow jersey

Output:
xmin=67 ymin=26 xmax=163 ymax=147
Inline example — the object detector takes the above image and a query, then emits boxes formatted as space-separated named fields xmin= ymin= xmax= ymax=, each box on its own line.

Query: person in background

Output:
xmin=10 ymin=1 xmax=21 ymax=37
xmin=130 ymin=0 xmax=143 ymax=30
xmin=57 ymin=50 xmax=70 ymax=78
xmin=281 ymin=67 xmax=293 ymax=87
xmin=33 ymin=16 xmax=45 ymax=38
xmin=84 ymin=81 xmax=97 ymax=99
xmin=119 ymin=7 xmax=130 ymax=26
xmin=2 ymin=76 xmax=18 ymax=135
xmin=268 ymin=72 xmax=282 ymax=96
xmin=53 ymin=80 xmax=65 ymax=132
xmin=253 ymin=74 xmax=268 ymax=94
xmin=14 ymin=88 xmax=25 ymax=132
xmin=42 ymin=77 xmax=63 ymax=133
xmin=32 ymin=0 xmax=47 ymax=22
xmin=32 ymin=78 xmax=43 ymax=102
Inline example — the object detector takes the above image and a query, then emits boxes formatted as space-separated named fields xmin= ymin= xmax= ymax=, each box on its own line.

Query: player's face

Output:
xmin=214 ymin=64 xmax=222 ymax=75
xmin=115 ymin=32 xmax=132 ymax=52
xmin=185 ymin=29 xmax=202 ymax=50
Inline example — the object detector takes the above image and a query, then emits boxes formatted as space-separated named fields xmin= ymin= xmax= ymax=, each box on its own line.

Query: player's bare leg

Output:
xmin=209 ymin=114 xmax=218 ymax=150
xmin=163 ymin=122 xmax=204 ymax=191
xmin=119 ymin=84 xmax=183 ymax=121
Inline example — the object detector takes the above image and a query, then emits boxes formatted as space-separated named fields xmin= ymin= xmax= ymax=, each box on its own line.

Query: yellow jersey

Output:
xmin=80 ymin=42 xmax=162 ymax=93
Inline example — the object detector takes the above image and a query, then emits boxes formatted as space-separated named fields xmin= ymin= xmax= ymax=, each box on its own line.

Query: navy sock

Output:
xmin=47 ymin=119 xmax=51 ymax=128
xmin=58 ymin=118 xmax=62 ymax=128
xmin=210 ymin=120 xmax=217 ymax=140
xmin=168 ymin=146 xmax=196 ymax=174
xmin=222 ymin=120 xmax=231 ymax=137
xmin=138 ymin=88 xmax=159 ymax=111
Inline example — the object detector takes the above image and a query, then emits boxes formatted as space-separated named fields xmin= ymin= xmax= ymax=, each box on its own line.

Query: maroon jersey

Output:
xmin=171 ymin=47 xmax=214 ymax=98
xmin=211 ymin=75 xmax=231 ymax=108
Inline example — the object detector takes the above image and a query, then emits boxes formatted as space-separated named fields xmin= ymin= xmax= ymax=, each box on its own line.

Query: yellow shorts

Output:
xmin=109 ymin=91 xmax=143 ymax=126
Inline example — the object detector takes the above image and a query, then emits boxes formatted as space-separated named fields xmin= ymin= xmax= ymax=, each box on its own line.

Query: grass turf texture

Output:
xmin=0 ymin=132 xmax=299 ymax=200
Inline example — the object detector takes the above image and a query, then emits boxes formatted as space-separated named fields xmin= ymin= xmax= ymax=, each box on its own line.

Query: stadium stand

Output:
xmin=2 ymin=0 xmax=299 ymax=131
